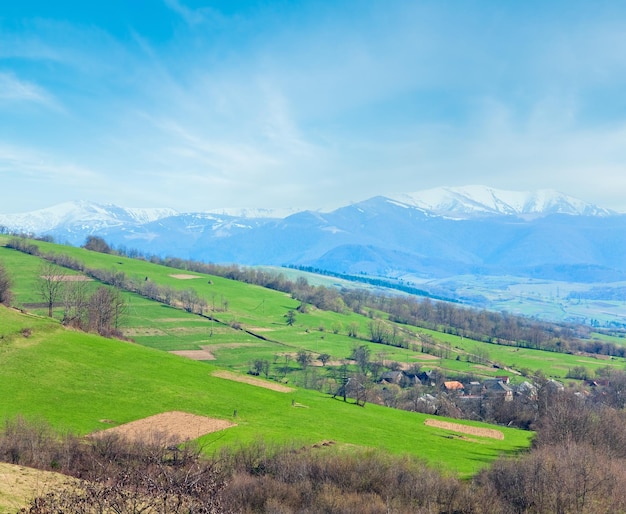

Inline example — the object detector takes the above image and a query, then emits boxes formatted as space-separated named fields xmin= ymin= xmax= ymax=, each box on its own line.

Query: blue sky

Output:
xmin=2 ymin=0 xmax=626 ymax=213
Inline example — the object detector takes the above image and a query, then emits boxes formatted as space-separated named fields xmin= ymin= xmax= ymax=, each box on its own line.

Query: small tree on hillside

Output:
xmin=350 ymin=344 xmax=371 ymax=373
xmin=296 ymin=350 xmax=313 ymax=370
xmin=38 ymin=262 xmax=67 ymax=317
xmin=318 ymin=353 xmax=331 ymax=366
xmin=87 ymin=286 xmax=127 ymax=336
xmin=285 ymin=310 xmax=297 ymax=326
xmin=0 ymin=261 xmax=12 ymax=306
xmin=62 ymin=279 xmax=90 ymax=329
xmin=83 ymin=235 xmax=112 ymax=254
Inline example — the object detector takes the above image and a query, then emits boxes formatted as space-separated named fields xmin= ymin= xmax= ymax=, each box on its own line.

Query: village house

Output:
xmin=483 ymin=379 xmax=513 ymax=401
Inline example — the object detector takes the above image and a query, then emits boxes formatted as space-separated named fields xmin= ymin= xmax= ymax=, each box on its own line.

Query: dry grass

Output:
xmin=212 ymin=370 xmax=295 ymax=392
xmin=40 ymin=275 xmax=92 ymax=281
xmin=90 ymin=411 xmax=236 ymax=445
xmin=0 ymin=462 xmax=75 ymax=513
xmin=169 ymin=274 xmax=202 ymax=280
xmin=170 ymin=348 xmax=216 ymax=360
xmin=170 ymin=343 xmax=260 ymax=361
xmin=424 ymin=419 xmax=504 ymax=440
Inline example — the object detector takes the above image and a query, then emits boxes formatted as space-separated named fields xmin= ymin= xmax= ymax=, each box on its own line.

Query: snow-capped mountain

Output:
xmin=390 ymin=186 xmax=615 ymax=218
xmin=2 ymin=187 xmax=626 ymax=287
xmin=206 ymin=207 xmax=301 ymax=219
xmin=0 ymin=201 xmax=178 ymax=235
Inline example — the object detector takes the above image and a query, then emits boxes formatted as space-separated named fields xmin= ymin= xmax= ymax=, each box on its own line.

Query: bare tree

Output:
xmin=62 ymin=279 xmax=90 ymax=329
xmin=180 ymin=288 xmax=200 ymax=313
xmin=38 ymin=262 xmax=67 ymax=317
xmin=87 ymin=286 xmax=127 ymax=336
xmin=296 ymin=350 xmax=313 ymax=370
xmin=0 ymin=261 xmax=12 ymax=306
xmin=318 ymin=353 xmax=331 ymax=366
xmin=350 ymin=344 xmax=371 ymax=373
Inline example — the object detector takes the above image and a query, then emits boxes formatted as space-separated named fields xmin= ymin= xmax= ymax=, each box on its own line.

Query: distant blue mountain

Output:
xmin=2 ymin=186 xmax=625 ymax=283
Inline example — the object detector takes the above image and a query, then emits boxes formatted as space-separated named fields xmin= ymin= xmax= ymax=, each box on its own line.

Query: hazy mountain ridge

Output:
xmin=1 ymin=187 xmax=625 ymax=287
xmin=389 ymin=186 xmax=615 ymax=218
xmin=0 ymin=201 xmax=178 ymax=234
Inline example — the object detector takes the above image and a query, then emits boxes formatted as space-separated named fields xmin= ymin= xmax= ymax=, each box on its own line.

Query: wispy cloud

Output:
xmin=2 ymin=1 xmax=626 ymax=213
xmin=0 ymin=72 xmax=59 ymax=109
xmin=162 ymin=0 xmax=225 ymax=27
xmin=0 ymin=143 xmax=100 ymax=182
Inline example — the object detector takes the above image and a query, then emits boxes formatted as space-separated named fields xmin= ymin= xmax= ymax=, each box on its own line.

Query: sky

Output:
xmin=2 ymin=0 xmax=626 ymax=214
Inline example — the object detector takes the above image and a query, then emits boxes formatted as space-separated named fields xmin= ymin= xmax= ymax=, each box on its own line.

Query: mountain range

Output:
xmin=2 ymin=186 xmax=625 ymax=286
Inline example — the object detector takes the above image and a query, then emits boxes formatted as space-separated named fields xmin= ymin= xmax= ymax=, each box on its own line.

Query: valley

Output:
xmin=1 ymin=230 xmax=625 ymax=511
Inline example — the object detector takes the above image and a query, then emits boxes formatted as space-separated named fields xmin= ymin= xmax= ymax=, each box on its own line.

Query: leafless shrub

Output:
xmin=476 ymin=442 xmax=626 ymax=514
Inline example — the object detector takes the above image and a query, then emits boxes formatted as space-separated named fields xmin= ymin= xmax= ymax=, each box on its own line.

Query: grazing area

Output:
xmin=2 ymin=235 xmax=626 ymax=511
xmin=0 ymin=305 xmax=531 ymax=476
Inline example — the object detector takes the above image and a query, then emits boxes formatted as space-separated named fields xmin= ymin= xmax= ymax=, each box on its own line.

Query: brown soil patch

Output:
xmin=0 ymin=462 xmax=76 ymax=512
xmin=170 ymin=348 xmax=216 ymax=360
xmin=169 ymin=274 xmax=202 ymax=280
xmin=415 ymin=353 xmax=440 ymax=360
xmin=40 ymin=275 xmax=92 ymax=281
xmin=91 ymin=412 xmax=235 ymax=444
xmin=123 ymin=328 xmax=168 ymax=337
xmin=424 ymin=419 xmax=504 ymax=440
xmin=209 ymin=343 xmax=259 ymax=350
xmin=170 ymin=343 xmax=259 ymax=362
xmin=472 ymin=364 xmax=496 ymax=371
xmin=212 ymin=370 xmax=295 ymax=392
xmin=156 ymin=317 xmax=210 ymax=323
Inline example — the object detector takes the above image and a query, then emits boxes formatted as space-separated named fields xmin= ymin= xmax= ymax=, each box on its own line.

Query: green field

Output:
xmin=2 ymin=235 xmax=625 ymax=385
xmin=8 ymin=235 xmax=626 ymax=477
xmin=0 ymin=306 xmax=531 ymax=477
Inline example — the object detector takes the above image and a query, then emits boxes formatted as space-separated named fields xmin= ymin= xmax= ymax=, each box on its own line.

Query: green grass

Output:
xmin=0 ymin=306 xmax=532 ymax=477
xmin=2 ymin=237 xmax=625 ymax=384
xmin=414 ymin=327 xmax=625 ymax=379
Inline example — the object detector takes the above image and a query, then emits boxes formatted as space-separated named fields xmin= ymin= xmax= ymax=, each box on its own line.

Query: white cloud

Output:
xmin=162 ymin=0 xmax=226 ymax=27
xmin=0 ymin=72 xmax=59 ymax=109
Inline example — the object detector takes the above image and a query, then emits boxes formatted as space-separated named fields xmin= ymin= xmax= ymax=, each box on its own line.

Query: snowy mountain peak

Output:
xmin=389 ymin=186 xmax=614 ymax=218
xmin=206 ymin=207 xmax=300 ymax=219
xmin=0 ymin=201 xmax=178 ymax=234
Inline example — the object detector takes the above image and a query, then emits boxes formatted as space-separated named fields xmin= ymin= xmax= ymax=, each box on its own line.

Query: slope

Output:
xmin=0 ymin=306 xmax=531 ymax=477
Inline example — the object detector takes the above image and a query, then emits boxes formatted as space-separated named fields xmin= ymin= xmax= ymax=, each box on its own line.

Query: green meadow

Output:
xmin=5 ymin=235 xmax=626 ymax=477
xmin=2 ymin=235 xmax=625 ymax=384
xmin=0 ymin=306 xmax=531 ymax=477
xmin=412 ymin=327 xmax=625 ymax=379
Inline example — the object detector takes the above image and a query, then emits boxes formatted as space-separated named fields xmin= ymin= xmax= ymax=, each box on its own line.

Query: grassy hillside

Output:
xmin=0 ymin=305 xmax=531 ymax=477
xmin=0 ymin=462 xmax=75 ymax=514
xmin=5 ymin=236 xmax=623 ymax=385
xmin=1 ymin=235 xmax=625 ymax=381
